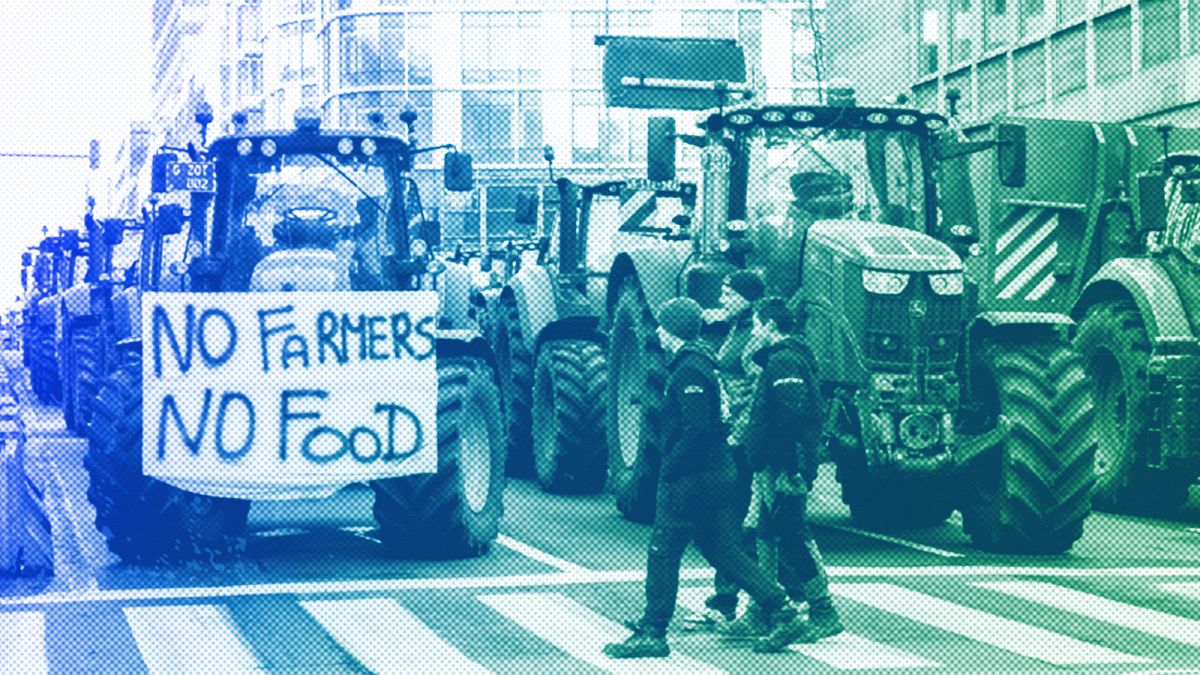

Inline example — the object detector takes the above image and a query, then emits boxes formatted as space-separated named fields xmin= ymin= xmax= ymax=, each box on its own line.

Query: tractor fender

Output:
xmin=503 ymin=264 xmax=559 ymax=354
xmin=438 ymin=260 xmax=478 ymax=332
xmin=112 ymin=286 xmax=141 ymax=344
xmin=604 ymin=247 xmax=694 ymax=327
xmin=1073 ymin=257 xmax=1195 ymax=341
xmin=61 ymin=283 xmax=93 ymax=323
xmin=435 ymin=331 xmax=498 ymax=375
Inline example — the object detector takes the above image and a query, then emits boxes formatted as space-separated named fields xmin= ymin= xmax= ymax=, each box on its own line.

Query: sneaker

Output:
xmin=754 ymin=609 xmax=844 ymax=653
xmin=681 ymin=607 xmax=734 ymax=632
xmin=603 ymin=632 xmax=670 ymax=659
xmin=716 ymin=603 xmax=772 ymax=641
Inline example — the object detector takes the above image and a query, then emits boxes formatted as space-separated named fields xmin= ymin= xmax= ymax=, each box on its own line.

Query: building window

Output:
xmin=1140 ymin=0 xmax=1180 ymax=69
xmin=461 ymin=91 xmax=542 ymax=165
xmin=978 ymin=54 xmax=1007 ymax=118
xmin=1013 ymin=43 xmax=1046 ymax=108
xmin=1052 ymin=24 xmax=1087 ymax=96
xmin=283 ymin=20 xmax=318 ymax=82
xmin=237 ymin=1 xmax=261 ymax=50
xmin=238 ymin=56 xmax=263 ymax=98
xmin=1094 ymin=7 xmax=1132 ymax=83
xmin=572 ymin=90 xmax=603 ymax=164
xmin=985 ymin=0 xmax=1013 ymax=50
xmin=951 ymin=2 xmax=977 ymax=65
xmin=340 ymin=13 xmax=432 ymax=88
xmin=1192 ymin=0 xmax=1200 ymax=54
xmin=571 ymin=12 xmax=604 ymax=88
xmin=1019 ymin=0 xmax=1047 ymax=40
xmin=681 ymin=10 xmax=737 ymax=39
xmin=461 ymin=12 xmax=542 ymax=86
xmin=1058 ymin=0 xmax=1086 ymax=25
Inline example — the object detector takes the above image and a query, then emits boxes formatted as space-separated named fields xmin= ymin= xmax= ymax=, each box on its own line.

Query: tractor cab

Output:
xmin=166 ymin=109 xmax=473 ymax=296
xmin=1152 ymin=152 xmax=1200 ymax=265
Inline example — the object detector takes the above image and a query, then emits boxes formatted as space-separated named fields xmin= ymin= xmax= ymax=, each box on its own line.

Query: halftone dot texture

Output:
xmin=5 ymin=2 xmax=1200 ymax=674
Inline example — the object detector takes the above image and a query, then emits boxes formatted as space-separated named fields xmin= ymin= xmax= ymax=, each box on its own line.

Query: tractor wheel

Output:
xmin=836 ymin=450 xmax=955 ymax=529
xmin=73 ymin=324 xmax=103 ymax=434
xmin=1075 ymin=302 xmax=1194 ymax=514
xmin=372 ymin=355 xmax=506 ymax=559
xmin=496 ymin=294 xmax=534 ymax=477
xmin=531 ymin=339 xmax=608 ymax=494
xmin=605 ymin=278 xmax=665 ymax=523
xmin=61 ymin=330 xmax=78 ymax=432
xmin=34 ymin=323 xmax=61 ymax=405
xmin=83 ymin=360 xmax=250 ymax=564
xmin=960 ymin=338 xmax=1096 ymax=553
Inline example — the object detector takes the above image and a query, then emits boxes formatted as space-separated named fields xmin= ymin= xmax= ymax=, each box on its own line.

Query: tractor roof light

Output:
xmin=866 ymin=112 xmax=890 ymax=125
xmin=791 ymin=109 xmax=817 ymax=124
xmin=410 ymin=238 xmax=429 ymax=259
xmin=761 ymin=109 xmax=787 ymax=125
xmin=361 ymin=138 xmax=377 ymax=156
xmin=236 ymin=139 xmax=253 ymax=156
xmin=727 ymin=112 xmax=756 ymax=129
xmin=896 ymin=114 xmax=919 ymax=126
xmin=337 ymin=138 xmax=354 ymax=155
xmin=862 ymin=269 xmax=910 ymax=295
xmin=260 ymin=139 xmax=277 ymax=157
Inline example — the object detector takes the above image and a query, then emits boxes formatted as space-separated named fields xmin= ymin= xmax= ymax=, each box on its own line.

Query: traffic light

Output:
xmin=89 ymin=139 xmax=100 ymax=170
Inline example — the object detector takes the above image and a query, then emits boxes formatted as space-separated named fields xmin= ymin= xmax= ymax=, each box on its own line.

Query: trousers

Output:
xmin=639 ymin=462 xmax=789 ymax=636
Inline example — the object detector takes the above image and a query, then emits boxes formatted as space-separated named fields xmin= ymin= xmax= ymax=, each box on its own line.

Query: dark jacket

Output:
xmin=745 ymin=336 xmax=825 ymax=478
xmin=661 ymin=342 xmax=728 ymax=481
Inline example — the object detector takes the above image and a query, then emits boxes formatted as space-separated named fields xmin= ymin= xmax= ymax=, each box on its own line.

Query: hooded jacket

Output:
xmin=744 ymin=336 xmax=825 ymax=478
xmin=661 ymin=342 xmax=730 ymax=481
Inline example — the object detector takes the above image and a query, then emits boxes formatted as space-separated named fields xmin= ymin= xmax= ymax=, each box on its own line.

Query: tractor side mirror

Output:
xmin=514 ymin=192 xmax=538 ymax=226
xmin=647 ymin=117 xmax=677 ymax=182
xmin=155 ymin=204 xmax=185 ymax=236
xmin=21 ymin=252 xmax=31 ymax=267
xmin=996 ymin=123 xmax=1027 ymax=188
xmin=444 ymin=152 xmax=475 ymax=192
xmin=151 ymin=152 xmax=178 ymax=194
xmin=102 ymin=219 xmax=126 ymax=246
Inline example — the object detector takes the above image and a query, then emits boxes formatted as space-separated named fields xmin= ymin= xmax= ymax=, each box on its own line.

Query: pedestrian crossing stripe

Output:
xmin=5 ymin=582 xmax=1200 ymax=673
xmin=0 ymin=610 xmax=47 ymax=675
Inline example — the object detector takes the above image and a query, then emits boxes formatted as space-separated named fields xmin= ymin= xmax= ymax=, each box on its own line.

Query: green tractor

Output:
xmin=607 ymin=100 xmax=1097 ymax=552
xmin=943 ymin=116 xmax=1200 ymax=515
xmin=83 ymin=108 xmax=507 ymax=563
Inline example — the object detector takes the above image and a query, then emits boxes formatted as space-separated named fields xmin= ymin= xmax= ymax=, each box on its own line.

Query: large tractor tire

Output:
xmin=83 ymin=361 xmax=250 ymax=564
xmin=1074 ymin=302 xmax=1194 ymax=514
xmin=33 ymin=323 xmax=61 ymax=405
xmin=372 ymin=355 xmax=506 ymax=559
xmin=531 ymin=339 xmax=608 ymax=494
xmin=60 ymin=329 xmax=78 ymax=432
xmin=605 ymin=278 xmax=665 ymax=523
xmin=496 ymin=294 xmax=534 ymax=477
xmin=72 ymin=324 xmax=103 ymax=434
xmin=960 ymin=338 xmax=1097 ymax=553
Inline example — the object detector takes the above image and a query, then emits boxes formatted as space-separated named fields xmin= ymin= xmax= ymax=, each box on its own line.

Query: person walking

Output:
xmin=731 ymin=296 xmax=845 ymax=652
xmin=603 ymin=297 xmax=807 ymax=659
xmin=686 ymin=270 xmax=766 ymax=628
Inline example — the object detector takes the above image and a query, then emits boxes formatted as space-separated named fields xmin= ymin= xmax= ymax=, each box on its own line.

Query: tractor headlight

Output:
xmin=862 ymin=269 xmax=909 ymax=295
xmin=928 ymin=272 xmax=964 ymax=296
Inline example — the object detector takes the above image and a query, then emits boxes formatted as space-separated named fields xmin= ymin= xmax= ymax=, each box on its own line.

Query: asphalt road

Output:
xmin=3 ymin=362 xmax=1200 ymax=673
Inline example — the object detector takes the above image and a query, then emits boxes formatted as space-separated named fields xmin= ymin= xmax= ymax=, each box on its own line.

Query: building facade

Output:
xmin=829 ymin=0 xmax=1200 ymax=127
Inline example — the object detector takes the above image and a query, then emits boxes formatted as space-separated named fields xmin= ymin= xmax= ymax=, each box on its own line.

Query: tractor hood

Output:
xmin=807 ymin=220 xmax=963 ymax=273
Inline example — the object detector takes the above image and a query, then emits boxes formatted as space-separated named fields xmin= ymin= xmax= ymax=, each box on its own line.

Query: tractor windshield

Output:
xmin=1163 ymin=156 xmax=1200 ymax=265
xmin=743 ymin=124 xmax=930 ymax=234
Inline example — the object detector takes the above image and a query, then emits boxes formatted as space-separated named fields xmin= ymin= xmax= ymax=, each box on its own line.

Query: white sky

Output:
xmin=0 ymin=1 xmax=151 ymax=308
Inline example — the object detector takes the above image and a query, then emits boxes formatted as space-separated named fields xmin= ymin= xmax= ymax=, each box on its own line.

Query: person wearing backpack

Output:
xmin=722 ymin=296 xmax=845 ymax=652
xmin=603 ymin=297 xmax=808 ymax=659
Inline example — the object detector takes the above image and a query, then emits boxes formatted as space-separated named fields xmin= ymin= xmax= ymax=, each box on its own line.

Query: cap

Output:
xmin=658 ymin=297 xmax=704 ymax=341
xmin=726 ymin=270 xmax=766 ymax=303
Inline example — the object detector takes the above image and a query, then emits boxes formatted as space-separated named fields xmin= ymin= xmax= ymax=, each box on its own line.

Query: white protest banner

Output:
xmin=142 ymin=291 xmax=439 ymax=501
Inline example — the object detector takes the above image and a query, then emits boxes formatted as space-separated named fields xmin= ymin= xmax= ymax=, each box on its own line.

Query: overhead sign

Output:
xmin=142 ymin=291 xmax=439 ymax=500
xmin=166 ymin=161 xmax=217 ymax=193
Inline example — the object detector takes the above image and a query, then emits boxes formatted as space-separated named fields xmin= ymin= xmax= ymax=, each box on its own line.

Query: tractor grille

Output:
xmin=864 ymin=274 xmax=961 ymax=370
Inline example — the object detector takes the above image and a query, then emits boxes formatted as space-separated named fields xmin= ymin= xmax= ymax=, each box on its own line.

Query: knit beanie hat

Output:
xmin=658 ymin=297 xmax=704 ymax=341
xmin=726 ymin=270 xmax=766 ymax=303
